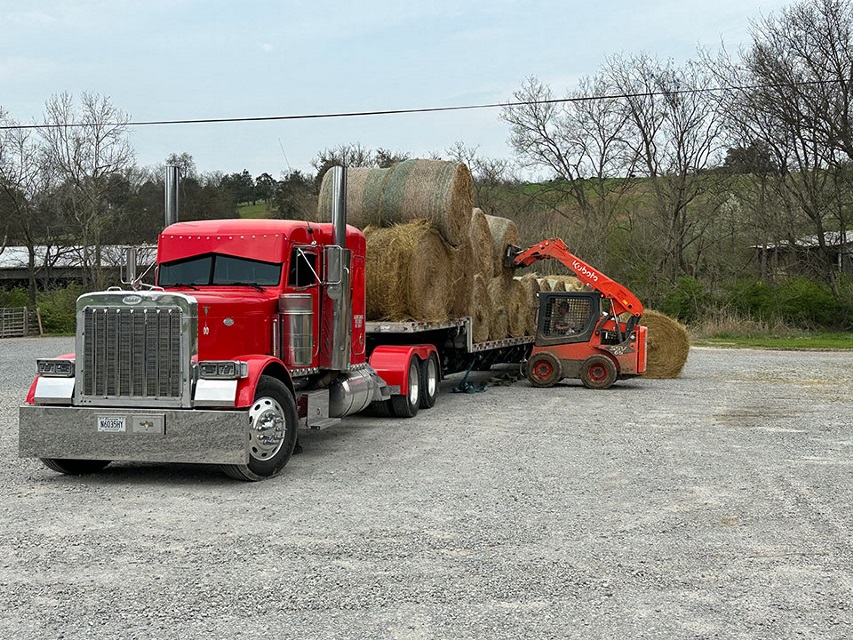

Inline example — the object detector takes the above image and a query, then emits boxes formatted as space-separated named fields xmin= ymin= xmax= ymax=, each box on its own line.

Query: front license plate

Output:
xmin=97 ymin=416 xmax=127 ymax=433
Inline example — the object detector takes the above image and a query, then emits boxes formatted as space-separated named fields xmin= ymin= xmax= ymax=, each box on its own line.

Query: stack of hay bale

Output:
xmin=317 ymin=158 xmax=691 ymax=378
xmin=317 ymin=159 xmax=532 ymax=341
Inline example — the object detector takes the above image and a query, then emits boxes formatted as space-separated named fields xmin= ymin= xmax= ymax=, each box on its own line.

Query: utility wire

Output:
xmin=0 ymin=79 xmax=839 ymax=131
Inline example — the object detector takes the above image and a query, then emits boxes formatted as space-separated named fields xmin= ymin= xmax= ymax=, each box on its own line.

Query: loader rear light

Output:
xmin=199 ymin=360 xmax=249 ymax=380
xmin=37 ymin=359 xmax=75 ymax=378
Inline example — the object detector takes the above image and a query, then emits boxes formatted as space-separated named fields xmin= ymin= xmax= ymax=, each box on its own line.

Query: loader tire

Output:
xmin=526 ymin=352 xmax=562 ymax=388
xmin=221 ymin=375 xmax=298 ymax=481
xmin=580 ymin=355 xmax=618 ymax=390
xmin=41 ymin=459 xmax=111 ymax=475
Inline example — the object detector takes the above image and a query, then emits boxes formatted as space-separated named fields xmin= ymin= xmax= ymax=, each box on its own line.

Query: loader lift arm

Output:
xmin=506 ymin=238 xmax=643 ymax=319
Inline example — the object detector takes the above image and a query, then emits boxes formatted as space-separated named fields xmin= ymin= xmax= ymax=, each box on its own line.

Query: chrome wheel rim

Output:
xmin=426 ymin=357 xmax=438 ymax=398
xmin=248 ymin=396 xmax=286 ymax=461
xmin=409 ymin=361 xmax=420 ymax=407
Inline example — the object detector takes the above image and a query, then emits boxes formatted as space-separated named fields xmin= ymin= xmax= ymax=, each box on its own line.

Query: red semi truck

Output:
xmin=18 ymin=167 xmax=645 ymax=481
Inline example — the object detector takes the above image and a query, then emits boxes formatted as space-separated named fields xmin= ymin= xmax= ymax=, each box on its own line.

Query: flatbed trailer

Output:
xmin=366 ymin=317 xmax=534 ymax=377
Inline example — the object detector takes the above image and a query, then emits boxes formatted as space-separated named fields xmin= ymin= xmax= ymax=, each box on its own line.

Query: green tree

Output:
xmin=273 ymin=170 xmax=315 ymax=220
xmin=221 ymin=169 xmax=256 ymax=204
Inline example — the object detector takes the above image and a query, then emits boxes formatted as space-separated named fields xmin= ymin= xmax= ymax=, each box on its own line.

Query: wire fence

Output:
xmin=0 ymin=307 xmax=42 ymax=338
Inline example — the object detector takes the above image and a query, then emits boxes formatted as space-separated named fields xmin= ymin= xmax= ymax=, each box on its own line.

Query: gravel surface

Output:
xmin=1 ymin=337 xmax=851 ymax=639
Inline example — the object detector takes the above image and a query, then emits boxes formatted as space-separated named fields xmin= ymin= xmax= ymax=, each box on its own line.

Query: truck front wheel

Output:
xmin=40 ymin=459 xmax=111 ymax=475
xmin=221 ymin=375 xmax=298 ymax=481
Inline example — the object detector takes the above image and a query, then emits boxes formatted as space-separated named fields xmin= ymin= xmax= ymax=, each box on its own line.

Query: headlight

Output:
xmin=37 ymin=359 xmax=75 ymax=378
xmin=198 ymin=360 xmax=248 ymax=380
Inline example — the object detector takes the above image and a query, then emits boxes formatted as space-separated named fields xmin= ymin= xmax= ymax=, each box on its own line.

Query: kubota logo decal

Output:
xmin=572 ymin=261 xmax=599 ymax=282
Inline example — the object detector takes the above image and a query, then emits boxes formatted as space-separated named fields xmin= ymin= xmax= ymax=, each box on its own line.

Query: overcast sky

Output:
xmin=1 ymin=0 xmax=792 ymax=178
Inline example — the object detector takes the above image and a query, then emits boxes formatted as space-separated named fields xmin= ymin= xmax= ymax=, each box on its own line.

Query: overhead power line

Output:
xmin=0 ymin=79 xmax=839 ymax=131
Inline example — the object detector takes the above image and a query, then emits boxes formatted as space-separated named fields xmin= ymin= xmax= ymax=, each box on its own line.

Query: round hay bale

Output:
xmin=507 ymin=278 xmax=529 ymax=337
xmin=553 ymin=274 xmax=586 ymax=292
xmin=517 ymin=274 xmax=541 ymax=335
xmin=448 ymin=236 xmax=474 ymax=318
xmin=318 ymin=166 xmax=391 ymax=229
xmin=537 ymin=278 xmax=552 ymax=292
xmin=487 ymin=276 xmax=510 ymax=340
xmin=484 ymin=215 xmax=520 ymax=277
xmin=550 ymin=278 xmax=566 ymax=292
xmin=469 ymin=208 xmax=494 ymax=278
xmin=640 ymin=310 xmax=690 ymax=379
xmin=317 ymin=159 xmax=473 ymax=247
xmin=489 ymin=308 xmax=509 ymax=341
xmin=364 ymin=221 xmax=453 ymax=323
xmin=471 ymin=274 xmax=491 ymax=343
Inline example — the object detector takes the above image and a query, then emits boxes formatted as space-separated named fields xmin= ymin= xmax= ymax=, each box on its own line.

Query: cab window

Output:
xmin=288 ymin=247 xmax=318 ymax=288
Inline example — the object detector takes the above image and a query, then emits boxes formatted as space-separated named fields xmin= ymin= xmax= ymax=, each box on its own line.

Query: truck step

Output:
xmin=303 ymin=417 xmax=341 ymax=430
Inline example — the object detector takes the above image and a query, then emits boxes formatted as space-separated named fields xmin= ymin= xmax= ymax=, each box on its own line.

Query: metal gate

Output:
xmin=0 ymin=307 xmax=39 ymax=338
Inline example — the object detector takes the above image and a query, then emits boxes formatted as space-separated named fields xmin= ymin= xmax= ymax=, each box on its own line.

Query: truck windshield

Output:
xmin=159 ymin=254 xmax=282 ymax=287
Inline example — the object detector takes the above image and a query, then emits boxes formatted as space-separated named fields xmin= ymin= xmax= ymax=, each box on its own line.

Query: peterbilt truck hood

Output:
xmin=189 ymin=290 xmax=276 ymax=360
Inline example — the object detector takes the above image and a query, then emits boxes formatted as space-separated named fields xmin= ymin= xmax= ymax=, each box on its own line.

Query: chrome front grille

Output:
xmin=75 ymin=291 xmax=197 ymax=407
xmin=82 ymin=307 xmax=182 ymax=398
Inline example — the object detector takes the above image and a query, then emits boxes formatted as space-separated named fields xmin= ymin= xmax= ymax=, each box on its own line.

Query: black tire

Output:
xmin=41 ymin=459 xmax=111 ymax=475
xmin=391 ymin=358 xmax=420 ymax=418
xmin=526 ymin=352 xmax=562 ymax=388
xmin=580 ymin=355 xmax=618 ymax=389
xmin=367 ymin=399 xmax=393 ymax=417
xmin=419 ymin=352 xmax=440 ymax=409
xmin=221 ymin=375 xmax=298 ymax=481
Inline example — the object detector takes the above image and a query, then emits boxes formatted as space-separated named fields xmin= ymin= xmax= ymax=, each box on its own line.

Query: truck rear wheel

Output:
xmin=40 ymin=459 xmax=111 ymax=475
xmin=221 ymin=375 xmax=298 ymax=481
xmin=580 ymin=355 xmax=618 ymax=389
xmin=526 ymin=352 xmax=562 ymax=388
xmin=419 ymin=352 xmax=439 ymax=409
xmin=391 ymin=358 xmax=421 ymax=418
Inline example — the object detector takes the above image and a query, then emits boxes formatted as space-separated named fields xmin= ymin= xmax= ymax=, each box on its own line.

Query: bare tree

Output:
xmin=445 ymin=142 xmax=518 ymax=217
xmin=311 ymin=142 xmax=375 ymax=190
xmin=39 ymin=92 xmax=133 ymax=289
xmin=0 ymin=112 xmax=60 ymax=304
xmin=501 ymin=75 xmax=636 ymax=266
xmin=604 ymin=54 xmax=727 ymax=286
xmin=711 ymin=0 xmax=853 ymax=288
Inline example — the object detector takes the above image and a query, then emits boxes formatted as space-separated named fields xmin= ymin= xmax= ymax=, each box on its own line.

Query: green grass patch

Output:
xmin=237 ymin=201 xmax=269 ymax=219
xmin=694 ymin=333 xmax=853 ymax=350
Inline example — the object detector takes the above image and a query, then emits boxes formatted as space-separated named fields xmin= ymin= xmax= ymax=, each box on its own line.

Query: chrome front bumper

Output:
xmin=19 ymin=405 xmax=248 ymax=465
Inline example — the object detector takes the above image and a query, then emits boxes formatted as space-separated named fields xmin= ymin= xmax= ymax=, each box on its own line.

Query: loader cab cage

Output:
xmin=159 ymin=254 xmax=282 ymax=287
xmin=536 ymin=292 xmax=600 ymax=346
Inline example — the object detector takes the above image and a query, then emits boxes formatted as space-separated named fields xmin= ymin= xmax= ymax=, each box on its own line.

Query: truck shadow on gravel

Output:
xmin=29 ymin=462 xmax=237 ymax=486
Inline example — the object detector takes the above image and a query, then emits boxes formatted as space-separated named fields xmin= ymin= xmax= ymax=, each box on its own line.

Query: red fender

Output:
xmin=233 ymin=356 xmax=294 ymax=408
xmin=369 ymin=345 xmax=438 ymax=393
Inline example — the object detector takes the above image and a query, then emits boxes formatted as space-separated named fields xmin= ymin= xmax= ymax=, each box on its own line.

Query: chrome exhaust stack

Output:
xmin=330 ymin=166 xmax=347 ymax=249
xmin=165 ymin=165 xmax=180 ymax=228
xmin=324 ymin=166 xmax=352 ymax=371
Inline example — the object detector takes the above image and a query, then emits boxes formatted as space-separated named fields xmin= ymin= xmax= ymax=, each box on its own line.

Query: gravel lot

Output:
xmin=1 ymin=336 xmax=851 ymax=639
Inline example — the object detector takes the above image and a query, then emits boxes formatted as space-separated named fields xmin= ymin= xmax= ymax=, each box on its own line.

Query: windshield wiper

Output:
xmin=168 ymin=282 xmax=199 ymax=290
xmin=224 ymin=282 xmax=265 ymax=291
